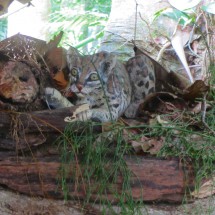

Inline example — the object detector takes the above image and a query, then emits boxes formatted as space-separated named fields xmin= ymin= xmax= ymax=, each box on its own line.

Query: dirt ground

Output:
xmin=0 ymin=187 xmax=215 ymax=215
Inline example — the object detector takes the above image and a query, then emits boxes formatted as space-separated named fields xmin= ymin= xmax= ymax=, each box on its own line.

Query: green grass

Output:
xmin=57 ymin=121 xmax=145 ymax=214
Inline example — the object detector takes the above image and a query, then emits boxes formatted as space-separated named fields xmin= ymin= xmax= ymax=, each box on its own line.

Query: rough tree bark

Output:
xmin=99 ymin=0 xmax=169 ymax=60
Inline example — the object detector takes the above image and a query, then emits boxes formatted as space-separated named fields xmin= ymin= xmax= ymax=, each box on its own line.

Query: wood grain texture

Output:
xmin=0 ymin=155 xmax=194 ymax=202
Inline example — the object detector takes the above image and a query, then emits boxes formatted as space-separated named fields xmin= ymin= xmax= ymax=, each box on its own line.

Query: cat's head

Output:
xmin=66 ymin=47 xmax=116 ymax=97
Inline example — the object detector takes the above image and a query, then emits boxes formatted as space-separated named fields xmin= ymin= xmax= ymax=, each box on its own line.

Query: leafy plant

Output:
xmin=202 ymin=2 xmax=215 ymax=14
xmin=47 ymin=0 xmax=111 ymax=53
xmin=153 ymin=8 xmax=195 ymax=27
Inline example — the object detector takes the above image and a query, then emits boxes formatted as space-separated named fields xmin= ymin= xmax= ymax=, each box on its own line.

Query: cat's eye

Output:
xmin=90 ymin=73 xmax=99 ymax=81
xmin=71 ymin=68 xmax=78 ymax=76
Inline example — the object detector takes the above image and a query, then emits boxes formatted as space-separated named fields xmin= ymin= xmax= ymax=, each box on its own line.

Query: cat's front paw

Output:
xmin=64 ymin=110 xmax=92 ymax=122
xmin=64 ymin=104 xmax=92 ymax=122
xmin=76 ymin=110 xmax=92 ymax=121
xmin=45 ymin=87 xmax=73 ymax=109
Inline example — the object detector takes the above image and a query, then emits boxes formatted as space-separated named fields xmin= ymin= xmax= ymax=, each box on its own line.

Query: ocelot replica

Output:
xmin=45 ymin=47 xmax=155 ymax=122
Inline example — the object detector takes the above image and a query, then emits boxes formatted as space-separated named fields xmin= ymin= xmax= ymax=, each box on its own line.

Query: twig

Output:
xmin=104 ymin=30 xmax=132 ymax=43
xmin=100 ymin=30 xmax=132 ymax=53
xmin=185 ymin=12 xmax=203 ymax=58
xmin=0 ymin=2 xmax=33 ymax=20
xmin=201 ymin=93 xmax=207 ymax=123
xmin=156 ymin=41 xmax=171 ymax=62
xmin=202 ymin=12 xmax=210 ymax=47
xmin=176 ymin=64 xmax=201 ymax=71
xmin=139 ymin=12 xmax=162 ymax=50
xmin=134 ymin=0 xmax=138 ymax=41
xmin=201 ymin=11 xmax=213 ymax=65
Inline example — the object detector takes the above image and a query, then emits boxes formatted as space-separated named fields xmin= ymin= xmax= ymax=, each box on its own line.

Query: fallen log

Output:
xmin=0 ymin=106 xmax=196 ymax=203
xmin=0 ymin=155 xmax=194 ymax=203
xmin=0 ymin=106 xmax=101 ymax=150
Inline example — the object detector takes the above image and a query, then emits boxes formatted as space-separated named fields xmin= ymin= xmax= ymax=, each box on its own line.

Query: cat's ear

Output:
xmin=67 ymin=46 xmax=81 ymax=69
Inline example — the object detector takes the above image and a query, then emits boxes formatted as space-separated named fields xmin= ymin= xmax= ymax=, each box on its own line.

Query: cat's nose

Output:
xmin=76 ymin=84 xmax=83 ymax=92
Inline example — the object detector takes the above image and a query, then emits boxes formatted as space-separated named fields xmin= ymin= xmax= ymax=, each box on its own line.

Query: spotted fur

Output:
xmin=45 ymin=47 xmax=155 ymax=122
xmin=124 ymin=55 xmax=155 ymax=118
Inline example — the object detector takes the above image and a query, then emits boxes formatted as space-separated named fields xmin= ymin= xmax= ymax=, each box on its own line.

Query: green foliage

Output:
xmin=153 ymin=8 xmax=195 ymax=27
xmin=153 ymin=1 xmax=215 ymax=29
xmin=48 ymin=0 xmax=111 ymax=53
xmin=0 ymin=18 xmax=8 ymax=41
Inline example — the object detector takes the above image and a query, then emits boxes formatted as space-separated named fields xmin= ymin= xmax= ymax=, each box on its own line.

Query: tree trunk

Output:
xmin=99 ymin=0 xmax=169 ymax=60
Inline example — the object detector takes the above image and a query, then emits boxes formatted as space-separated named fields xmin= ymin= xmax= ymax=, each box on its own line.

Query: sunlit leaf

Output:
xmin=191 ymin=175 xmax=215 ymax=198
xmin=168 ymin=0 xmax=202 ymax=11
xmin=202 ymin=2 xmax=215 ymax=14
xmin=47 ymin=0 xmax=111 ymax=53
xmin=153 ymin=8 xmax=194 ymax=26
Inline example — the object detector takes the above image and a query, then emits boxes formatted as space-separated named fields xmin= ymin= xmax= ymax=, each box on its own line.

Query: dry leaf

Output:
xmin=167 ymin=71 xmax=190 ymax=91
xmin=190 ymin=102 xmax=202 ymax=114
xmin=131 ymin=136 xmax=164 ymax=155
xmin=102 ymin=120 xmax=125 ymax=133
xmin=190 ymin=102 xmax=211 ymax=114
xmin=191 ymin=176 xmax=215 ymax=198
xmin=0 ymin=0 xmax=13 ymax=15
xmin=53 ymin=70 xmax=68 ymax=89
xmin=183 ymin=80 xmax=209 ymax=100
xmin=139 ymin=92 xmax=187 ymax=114
xmin=156 ymin=115 xmax=169 ymax=125
xmin=44 ymin=47 xmax=67 ymax=74
xmin=0 ymin=32 xmax=63 ymax=60
xmin=147 ymin=137 xmax=164 ymax=155
xmin=46 ymin=32 xmax=64 ymax=55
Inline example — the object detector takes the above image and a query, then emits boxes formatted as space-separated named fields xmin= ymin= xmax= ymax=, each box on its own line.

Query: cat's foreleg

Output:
xmin=45 ymin=87 xmax=73 ymax=109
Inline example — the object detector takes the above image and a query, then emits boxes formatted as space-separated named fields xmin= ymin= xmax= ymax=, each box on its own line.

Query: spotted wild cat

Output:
xmin=45 ymin=47 xmax=155 ymax=122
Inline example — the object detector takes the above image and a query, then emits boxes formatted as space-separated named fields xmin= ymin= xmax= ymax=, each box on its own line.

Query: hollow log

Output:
xmin=0 ymin=155 xmax=194 ymax=203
